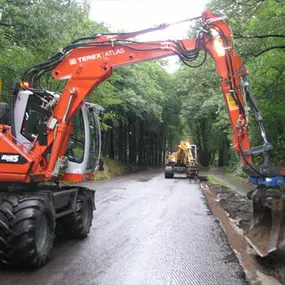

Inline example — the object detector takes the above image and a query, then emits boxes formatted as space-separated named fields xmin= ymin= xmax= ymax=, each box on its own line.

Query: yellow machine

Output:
xmin=165 ymin=141 xmax=208 ymax=181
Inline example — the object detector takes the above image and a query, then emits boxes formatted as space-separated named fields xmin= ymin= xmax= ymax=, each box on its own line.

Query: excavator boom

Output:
xmin=18 ymin=10 xmax=283 ymax=185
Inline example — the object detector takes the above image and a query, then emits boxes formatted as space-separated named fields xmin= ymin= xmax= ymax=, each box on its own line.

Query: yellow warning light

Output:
xmin=20 ymin=81 xmax=30 ymax=88
xmin=210 ymin=28 xmax=225 ymax=57
xmin=213 ymin=38 xmax=225 ymax=57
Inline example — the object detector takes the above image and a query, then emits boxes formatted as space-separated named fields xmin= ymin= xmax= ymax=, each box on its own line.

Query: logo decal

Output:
xmin=69 ymin=48 xmax=125 ymax=66
xmin=69 ymin=58 xmax=77 ymax=65
xmin=0 ymin=153 xmax=27 ymax=164
xmin=1 ymin=155 xmax=19 ymax=162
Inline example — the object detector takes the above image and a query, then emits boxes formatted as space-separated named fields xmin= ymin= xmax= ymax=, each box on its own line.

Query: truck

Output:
xmin=0 ymin=10 xmax=284 ymax=268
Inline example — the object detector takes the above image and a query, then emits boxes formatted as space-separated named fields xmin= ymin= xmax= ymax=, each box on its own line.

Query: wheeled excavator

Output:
xmin=165 ymin=141 xmax=208 ymax=181
xmin=0 ymin=10 xmax=284 ymax=268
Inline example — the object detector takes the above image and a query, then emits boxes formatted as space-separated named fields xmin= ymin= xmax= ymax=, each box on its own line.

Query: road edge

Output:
xmin=201 ymin=183 xmax=282 ymax=285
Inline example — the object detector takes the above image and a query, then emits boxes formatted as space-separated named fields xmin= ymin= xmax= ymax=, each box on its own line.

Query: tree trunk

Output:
xmin=138 ymin=120 xmax=144 ymax=165
xmin=118 ymin=119 xmax=125 ymax=162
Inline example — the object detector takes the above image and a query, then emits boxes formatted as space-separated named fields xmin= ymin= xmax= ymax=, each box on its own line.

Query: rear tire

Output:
xmin=56 ymin=188 xmax=94 ymax=239
xmin=165 ymin=167 xmax=174 ymax=178
xmin=0 ymin=194 xmax=55 ymax=269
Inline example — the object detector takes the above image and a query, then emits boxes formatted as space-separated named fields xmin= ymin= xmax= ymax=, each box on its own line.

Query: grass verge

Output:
xmin=205 ymin=173 xmax=228 ymax=186
xmin=94 ymin=157 xmax=143 ymax=181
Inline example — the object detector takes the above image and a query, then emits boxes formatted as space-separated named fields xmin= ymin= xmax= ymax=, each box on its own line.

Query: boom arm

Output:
xmin=176 ymin=141 xmax=195 ymax=166
xmin=4 ymin=10 xmax=284 ymax=186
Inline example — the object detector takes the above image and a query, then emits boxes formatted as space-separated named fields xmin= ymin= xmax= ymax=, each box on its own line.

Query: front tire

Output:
xmin=56 ymin=188 xmax=94 ymax=239
xmin=0 ymin=194 xmax=55 ymax=269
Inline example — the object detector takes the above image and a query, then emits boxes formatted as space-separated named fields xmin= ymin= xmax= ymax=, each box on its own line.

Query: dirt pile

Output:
xmin=215 ymin=185 xmax=252 ymax=231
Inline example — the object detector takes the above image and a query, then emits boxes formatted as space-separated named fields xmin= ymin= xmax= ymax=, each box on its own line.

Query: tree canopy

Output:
xmin=0 ymin=0 xmax=284 ymax=170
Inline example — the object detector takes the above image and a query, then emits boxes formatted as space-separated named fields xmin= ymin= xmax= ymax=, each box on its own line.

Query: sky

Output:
xmin=87 ymin=0 xmax=210 ymax=72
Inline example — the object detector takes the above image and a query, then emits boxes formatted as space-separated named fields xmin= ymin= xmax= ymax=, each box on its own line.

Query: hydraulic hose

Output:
xmin=8 ymin=83 xmax=19 ymax=143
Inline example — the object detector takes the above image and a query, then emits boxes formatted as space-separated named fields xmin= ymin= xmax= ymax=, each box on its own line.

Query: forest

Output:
xmin=0 ymin=0 xmax=284 ymax=175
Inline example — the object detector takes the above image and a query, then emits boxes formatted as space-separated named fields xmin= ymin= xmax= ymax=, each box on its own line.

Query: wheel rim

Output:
xmin=36 ymin=213 xmax=48 ymax=253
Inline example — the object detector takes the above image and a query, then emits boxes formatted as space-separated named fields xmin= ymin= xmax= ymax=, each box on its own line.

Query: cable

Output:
xmin=21 ymin=18 xmax=206 ymax=92
xmin=22 ymin=35 xmax=207 ymax=89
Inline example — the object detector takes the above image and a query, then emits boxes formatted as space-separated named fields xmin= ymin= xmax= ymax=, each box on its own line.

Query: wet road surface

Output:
xmin=0 ymin=169 xmax=247 ymax=285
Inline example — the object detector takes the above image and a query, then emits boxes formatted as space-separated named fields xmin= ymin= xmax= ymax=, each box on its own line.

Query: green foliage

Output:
xmin=1 ymin=0 xmax=283 ymax=172
xmin=98 ymin=61 xmax=182 ymax=165
xmin=207 ymin=174 xmax=228 ymax=186
xmin=173 ymin=57 xmax=229 ymax=166
xmin=0 ymin=0 xmax=107 ymax=100
xmin=172 ymin=0 xmax=285 ymax=169
xmin=0 ymin=0 xmax=181 ymax=168
xmin=93 ymin=157 xmax=134 ymax=180
xmin=97 ymin=62 xmax=174 ymax=134
xmin=202 ymin=0 xmax=285 ymax=168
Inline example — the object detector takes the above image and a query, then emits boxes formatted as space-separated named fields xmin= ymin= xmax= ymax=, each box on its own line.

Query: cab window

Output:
xmin=67 ymin=111 xmax=85 ymax=163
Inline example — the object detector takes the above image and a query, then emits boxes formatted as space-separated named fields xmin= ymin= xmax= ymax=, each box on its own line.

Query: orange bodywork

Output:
xmin=0 ymin=10 xmax=253 ymax=183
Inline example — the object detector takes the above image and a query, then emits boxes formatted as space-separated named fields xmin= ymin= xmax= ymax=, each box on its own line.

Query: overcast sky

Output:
xmin=88 ymin=0 xmax=210 ymax=71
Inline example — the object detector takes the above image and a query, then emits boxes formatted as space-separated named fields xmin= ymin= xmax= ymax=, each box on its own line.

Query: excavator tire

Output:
xmin=0 ymin=199 xmax=11 ymax=266
xmin=0 ymin=194 xmax=55 ymax=269
xmin=56 ymin=188 xmax=94 ymax=239
xmin=165 ymin=166 xmax=174 ymax=179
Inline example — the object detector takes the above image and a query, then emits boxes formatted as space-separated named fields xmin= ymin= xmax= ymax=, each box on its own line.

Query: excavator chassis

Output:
xmin=165 ymin=165 xmax=208 ymax=182
xmin=0 ymin=184 xmax=95 ymax=268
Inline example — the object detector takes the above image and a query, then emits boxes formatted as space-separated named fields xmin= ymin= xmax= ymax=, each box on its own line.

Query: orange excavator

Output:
xmin=165 ymin=141 xmax=208 ymax=181
xmin=0 ymin=10 xmax=284 ymax=268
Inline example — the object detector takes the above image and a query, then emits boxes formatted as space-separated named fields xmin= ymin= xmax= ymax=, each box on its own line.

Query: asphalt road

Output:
xmin=0 ymin=169 xmax=248 ymax=285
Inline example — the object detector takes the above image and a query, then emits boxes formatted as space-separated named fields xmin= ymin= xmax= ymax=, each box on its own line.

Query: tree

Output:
xmin=207 ymin=0 xmax=285 ymax=165
xmin=0 ymin=0 xmax=107 ymax=100
xmin=173 ymin=55 xmax=230 ymax=166
xmin=99 ymin=62 xmax=180 ymax=167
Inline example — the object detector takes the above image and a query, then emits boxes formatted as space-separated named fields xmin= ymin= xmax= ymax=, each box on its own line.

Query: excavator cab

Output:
xmin=13 ymin=89 xmax=104 ymax=181
xmin=167 ymin=152 xmax=177 ymax=165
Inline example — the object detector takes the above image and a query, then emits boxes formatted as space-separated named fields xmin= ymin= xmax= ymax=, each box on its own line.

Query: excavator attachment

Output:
xmin=245 ymin=187 xmax=285 ymax=257
xmin=187 ymin=173 xmax=209 ymax=182
xmin=197 ymin=175 xmax=209 ymax=182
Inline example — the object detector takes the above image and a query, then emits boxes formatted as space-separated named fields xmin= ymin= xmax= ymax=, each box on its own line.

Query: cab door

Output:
xmin=63 ymin=103 xmax=102 ymax=182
